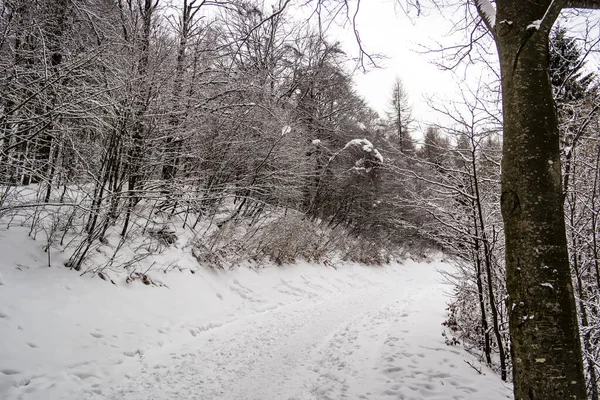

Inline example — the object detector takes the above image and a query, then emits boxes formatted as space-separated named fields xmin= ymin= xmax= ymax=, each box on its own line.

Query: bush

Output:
xmin=192 ymin=211 xmax=396 ymax=268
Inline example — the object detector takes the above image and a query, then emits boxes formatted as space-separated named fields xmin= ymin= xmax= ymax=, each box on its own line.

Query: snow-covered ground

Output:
xmin=0 ymin=226 xmax=512 ymax=400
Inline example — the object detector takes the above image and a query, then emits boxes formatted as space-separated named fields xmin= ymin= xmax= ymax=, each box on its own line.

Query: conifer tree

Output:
xmin=386 ymin=77 xmax=414 ymax=153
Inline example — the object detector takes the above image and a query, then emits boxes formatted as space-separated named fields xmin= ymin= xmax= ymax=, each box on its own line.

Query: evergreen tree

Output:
xmin=550 ymin=24 xmax=600 ymax=400
xmin=549 ymin=26 xmax=595 ymax=104
xmin=386 ymin=77 xmax=414 ymax=153
xmin=419 ymin=126 xmax=449 ymax=169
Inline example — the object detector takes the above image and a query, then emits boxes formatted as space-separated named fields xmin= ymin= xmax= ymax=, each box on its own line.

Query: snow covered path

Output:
xmin=0 ymin=228 xmax=511 ymax=400
xmin=104 ymin=265 xmax=511 ymax=400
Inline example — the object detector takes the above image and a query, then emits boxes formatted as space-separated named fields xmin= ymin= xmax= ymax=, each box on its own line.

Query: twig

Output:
xmin=464 ymin=360 xmax=482 ymax=374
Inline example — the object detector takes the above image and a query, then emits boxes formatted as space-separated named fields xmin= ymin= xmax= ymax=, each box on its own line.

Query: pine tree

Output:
xmin=549 ymin=26 xmax=595 ymax=104
xmin=550 ymin=24 xmax=600 ymax=400
xmin=386 ymin=77 xmax=414 ymax=153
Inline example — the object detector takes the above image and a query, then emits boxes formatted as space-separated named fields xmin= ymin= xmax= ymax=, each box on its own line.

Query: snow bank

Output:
xmin=0 ymin=226 xmax=511 ymax=400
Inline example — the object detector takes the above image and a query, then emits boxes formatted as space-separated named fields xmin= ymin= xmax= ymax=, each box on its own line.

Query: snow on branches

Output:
xmin=343 ymin=138 xmax=384 ymax=163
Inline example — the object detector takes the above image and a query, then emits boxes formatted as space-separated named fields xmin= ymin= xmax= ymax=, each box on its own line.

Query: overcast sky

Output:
xmin=320 ymin=1 xmax=600 ymax=137
xmin=327 ymin=0 xmax=469 ymax=129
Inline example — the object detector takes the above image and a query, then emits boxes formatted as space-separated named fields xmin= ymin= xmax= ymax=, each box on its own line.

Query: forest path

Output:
xmin=0 ymin=227 xmax=511 ymax=400
xmin=104 ymin=263 xmax=511 ymax=400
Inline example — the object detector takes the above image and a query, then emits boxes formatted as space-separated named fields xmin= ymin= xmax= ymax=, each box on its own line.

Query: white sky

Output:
xmin=328 ymin=0 xmax=473 ymax=129
xmin=322 ymin=2 xmax=600 ymax=137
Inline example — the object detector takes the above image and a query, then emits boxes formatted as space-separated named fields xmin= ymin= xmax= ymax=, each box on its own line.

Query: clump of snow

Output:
xmin=343 ymin=138 xmax=384 ymax=163
xmin=281 ymin=125 xmax=291 ymax=136
xmin=476 ymin=0 xmax=496 ymax=27
xmin=373 ymin=149 xmax=384 ymax=163
xmin=528 ymin=1 xmax=557 ymax=31
xmin=527 ymin=19 xmax=541 ymax=30
xmin=312 ymin=139 xmax=321 ymax=145
xmin=540 ymin=282 xmax=554 ymax=290
xmin=343 ymin=138 xmax=369 ymax=150
xmin=564 ymin=145 xmax=573 ymax=156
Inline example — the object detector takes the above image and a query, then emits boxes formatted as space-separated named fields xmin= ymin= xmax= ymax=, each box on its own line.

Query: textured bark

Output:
xmin=495 ymin=0 xmax=586 ymax=398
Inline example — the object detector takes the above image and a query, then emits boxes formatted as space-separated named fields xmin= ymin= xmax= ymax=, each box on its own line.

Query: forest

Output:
xmin=1 ymin=0 xmax=600 ymax=398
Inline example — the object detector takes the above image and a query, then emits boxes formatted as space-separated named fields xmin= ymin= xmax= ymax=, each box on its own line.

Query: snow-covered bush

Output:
xmin=193 ymin=213 xmax=335 ymax=267
xmin=342 ymin=238 xmax=390 ymax=265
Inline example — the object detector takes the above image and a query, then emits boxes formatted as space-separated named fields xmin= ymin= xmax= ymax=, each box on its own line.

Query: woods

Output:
xmin=1 ymin=0 xmax=600 ymax=399
xmin=0 ymin=0 xmax=424 ymax=272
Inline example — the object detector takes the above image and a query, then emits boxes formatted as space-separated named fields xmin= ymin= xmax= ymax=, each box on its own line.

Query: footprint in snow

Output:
xmin=123 ymin=350 xmax=143 ymax=358
xmin=384 ymin=366 xmax=403 ymax=373
xmin=90 ymin=332 xmax=103 ymax=338
xmin=13 ymin=377 xmax=31 ymax=387
xmin=72 ymin=371 xmax=98 ymax=380
xmin=27 ymin=342 xmax=38 ymax=348
xmin=1 ymin=369 xmax=20 ymax=375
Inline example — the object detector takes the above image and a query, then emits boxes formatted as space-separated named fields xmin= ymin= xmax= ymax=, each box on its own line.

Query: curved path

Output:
xmin=105 ymin=264 xmax=511 ymax=400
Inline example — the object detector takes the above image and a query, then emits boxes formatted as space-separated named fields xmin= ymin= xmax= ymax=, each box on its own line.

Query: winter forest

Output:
xmin=1 ymin=0 xmax=600 ymax=399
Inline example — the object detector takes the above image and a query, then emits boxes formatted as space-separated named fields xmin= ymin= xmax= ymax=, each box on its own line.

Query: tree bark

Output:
xmin=495 ymin=0 xmax=586 ymax=398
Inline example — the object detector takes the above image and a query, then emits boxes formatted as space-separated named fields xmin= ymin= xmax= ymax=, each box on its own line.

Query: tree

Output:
xmin=419 ymin=126 xmax=449 ymax=169
xmin=1 ymin=1 xmax=599 ymax=397
xmin=550 ymin=25 xmax=600 ymax=399
xmin=550 ymin=25 xmax=595 ymax=104
xmin=386 ymin=76 xmax=414 ymax=153
xmin=473 ymin=1 xmax=600 ymax=398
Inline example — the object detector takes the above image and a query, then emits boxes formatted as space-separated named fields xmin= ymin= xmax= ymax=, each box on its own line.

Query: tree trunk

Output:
xmin=496 ymin=2 xmax=586 ymax=398
xmin=473 ymin=220 xmax=493 ymax=367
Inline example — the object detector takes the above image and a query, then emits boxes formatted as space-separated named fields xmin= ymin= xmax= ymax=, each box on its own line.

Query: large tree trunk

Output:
xmin=495 ymin=1 xmax=586 ymax=398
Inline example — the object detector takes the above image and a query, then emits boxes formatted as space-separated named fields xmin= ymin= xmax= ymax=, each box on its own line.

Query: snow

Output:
xmin=540 ymin=282 xmax=554 ymax=290
xmin=0 ymin=226 xmax=512 ymax=400
xmin=476 ymin=0 xmax=496 ymax=28
xmin=312 ymin=139 xmax=321 ymax=145
xmin=344 ymin=138 xmax=370 ymax=150
xmin=527 ymin=20 xmax=541 ymax=30
xmin=281 ymin=125 xmax=291 ymax=136
xmin=373 ymin=148 xmax=384 ymax=163
xmin=527 ymin=0 xmax=556 ymax=31
xmin=343 ymin=138 xmax=384 ymax=163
